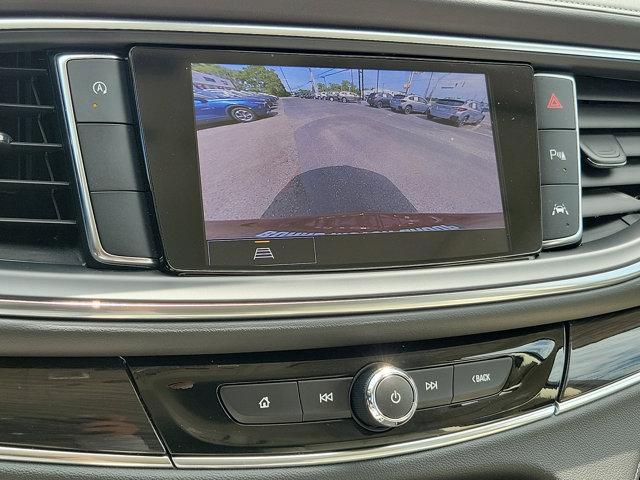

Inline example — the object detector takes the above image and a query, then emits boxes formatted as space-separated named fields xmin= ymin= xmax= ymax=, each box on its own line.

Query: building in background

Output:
xmin=427 ymin=73 xmax=488 ymax=103
xmin=192 ymin=71 xmax=236 ymax=90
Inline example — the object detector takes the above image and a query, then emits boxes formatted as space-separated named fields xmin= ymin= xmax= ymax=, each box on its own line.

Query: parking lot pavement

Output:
xmin=197 ymin=97 xmax=504 ymax=222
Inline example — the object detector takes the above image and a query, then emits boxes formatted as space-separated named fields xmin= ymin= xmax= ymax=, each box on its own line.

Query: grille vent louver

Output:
xmin=577 ymin=76 xmax=640 ymax=243
xmin=0 ymin=52 xmax=79 ymax=262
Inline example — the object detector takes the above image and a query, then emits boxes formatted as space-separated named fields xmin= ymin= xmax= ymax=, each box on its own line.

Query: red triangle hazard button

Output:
xmin=547 ymin=93 xmax=563 ymax=109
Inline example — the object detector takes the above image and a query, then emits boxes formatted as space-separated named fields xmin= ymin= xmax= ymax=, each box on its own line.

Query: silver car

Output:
xmin=336 ymin=91 xmax=359 ymax=103
xmin=427 ymin=99 xmax=485 ymax=126
xmin=390 ymin=94 xmax=430 ymax=114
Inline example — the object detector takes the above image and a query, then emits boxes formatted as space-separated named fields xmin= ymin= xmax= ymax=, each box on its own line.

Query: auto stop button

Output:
xmin=67 ymin=58 xmax=134 ymax=123
xmin=375 ymin=374 xmax=415 ymax=419
xmin=453 ymin=357 xmax=512 ymax=403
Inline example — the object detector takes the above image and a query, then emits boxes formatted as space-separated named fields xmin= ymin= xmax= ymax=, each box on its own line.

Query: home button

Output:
xmin=219 ymin=381 xmax=303 ymax=424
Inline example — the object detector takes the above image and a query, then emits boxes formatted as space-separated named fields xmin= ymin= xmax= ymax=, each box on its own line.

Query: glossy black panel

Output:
xmin=563 ymin=308 xmax=640 ymax=400
xmin=129 ymin=325 xmax=564 ymax=455
xmin=130 ymin=47 xmax=541 ymax=274
xmin=0 ymin=358 xmax=164 ymax=454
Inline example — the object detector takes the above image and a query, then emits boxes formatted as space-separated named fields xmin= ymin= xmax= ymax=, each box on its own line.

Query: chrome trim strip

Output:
xmin=539 ymin=73 xmax=584 ymax=249
xmin=1 ymin=18 xmax=640 ymax=63
xmin=0 ymin=446 xmax=172 ymax=468
xmin=173 ymin=406 xmax=555 ymax=469
xmin=555 ymin=369 xmax=640 ymax=414
xmin=1 ymin=253 xmax=640 ymax=319
xmin=55 ymin=53 xmax=156 ymax=267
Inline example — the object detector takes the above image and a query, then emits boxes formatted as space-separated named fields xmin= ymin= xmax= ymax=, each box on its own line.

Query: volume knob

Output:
xmin=350 ymin=363 xmax=418 ymax=431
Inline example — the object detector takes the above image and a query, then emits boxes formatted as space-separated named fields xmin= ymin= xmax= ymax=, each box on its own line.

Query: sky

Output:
xmin=219 ymin=64 xmax=489 ymax=101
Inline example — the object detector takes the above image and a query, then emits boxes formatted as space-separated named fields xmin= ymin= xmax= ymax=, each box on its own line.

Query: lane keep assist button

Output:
xmin=453 ymin=357 xmax=513 ymax=403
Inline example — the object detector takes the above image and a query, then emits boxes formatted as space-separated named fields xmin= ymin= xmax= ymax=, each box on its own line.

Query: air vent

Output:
xmin=0 ymin=51 xmax=79 ymax=263
xmin=576 ymin=76 xmax=640 ymax=243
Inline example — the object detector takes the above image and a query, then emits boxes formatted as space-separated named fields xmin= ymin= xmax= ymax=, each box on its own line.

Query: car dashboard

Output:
xmin=1 ymin=2 xmax=640 ymax=479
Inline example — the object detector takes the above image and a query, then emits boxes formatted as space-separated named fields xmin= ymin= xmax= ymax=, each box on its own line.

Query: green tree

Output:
xmin=192 ymin=64 xmax=289 ymax=97
xmin=233 ymin=65 xmax=289 ymax=96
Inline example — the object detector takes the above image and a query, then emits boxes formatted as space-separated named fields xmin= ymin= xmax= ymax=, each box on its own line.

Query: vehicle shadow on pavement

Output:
xmin=262 ymin=165 xmax=418 ymax=218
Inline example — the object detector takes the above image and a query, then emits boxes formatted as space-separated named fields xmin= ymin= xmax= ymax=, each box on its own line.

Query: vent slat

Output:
xmin=582 ymin=163 xmax=640 ymax=187
xmin=0 ymin=67 xmax=47 ymax=78
xmin=0 ymin=217 xmax=76 ymax=225
xmin=616 ymin=134 xmax=640 ymax=157
xmin=582 ymin=189 xmax=640 ymax=217
xmin=576 ymin=77 xmax=640 ymax=103
xmin=0 ymin=141 xmax=62 ymax=155
xmin=578 ymin=104 xmax=640 ymax=129
xmin=0 ymin=179 xmax=70 ymax=191
xmin=0 ymin=103 xmax=54 ymax=117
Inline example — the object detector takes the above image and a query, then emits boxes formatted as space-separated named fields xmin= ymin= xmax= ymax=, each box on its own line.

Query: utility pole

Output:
xmin=309 ymin=68 xmax=318 ymax=94
xmin=376 ymin=70 xmax=380 ymax=93
xmin=424 ymin=72 xmax=434 ymax=99
xmin=427 ymin=72 xmax=451 ymax=101
xmin=404 ymin=71 xmax=415 ymax=94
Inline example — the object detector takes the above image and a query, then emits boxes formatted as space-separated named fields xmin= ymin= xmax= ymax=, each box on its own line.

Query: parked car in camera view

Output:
xmin=366 ymin=92 xmax=395 ymax=108
xmin=336 ymin=91 xmax=359 ymax=103
xmin=326 ymin=91 xmax=341 ymax=101
xmin=390 ymin=94 xmax=430 ymax=114
xmin=427 ymin=98 xmax=485 ymax=126
xmin=236 ymin=90 xmax=279 ymax=104
xmin=199 ymin=88 xmax=278 ymax=107
xmin=193 ymin=93 xmax=273 ymax=127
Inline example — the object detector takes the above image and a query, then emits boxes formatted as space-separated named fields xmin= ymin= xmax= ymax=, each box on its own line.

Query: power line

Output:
xmin=315 ymin=67 xmax=337 ymax=77
xmin=278 ymin=67 xmax=293 ymax=92
xmin=320 ymin=68 xmax=350 ymax=79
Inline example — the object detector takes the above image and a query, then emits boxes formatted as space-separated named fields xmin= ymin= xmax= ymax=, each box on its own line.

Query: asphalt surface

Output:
xmin=197 ymin=97 xmax=503 ymax=222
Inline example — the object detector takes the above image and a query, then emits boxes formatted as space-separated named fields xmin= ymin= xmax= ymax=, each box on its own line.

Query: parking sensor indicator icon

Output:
xmin=254 ymin=247 xmax=274 ymax=260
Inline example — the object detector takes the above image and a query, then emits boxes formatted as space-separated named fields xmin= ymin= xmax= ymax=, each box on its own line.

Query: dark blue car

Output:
xmin=193 ymin=93 xmax=272 ymax=128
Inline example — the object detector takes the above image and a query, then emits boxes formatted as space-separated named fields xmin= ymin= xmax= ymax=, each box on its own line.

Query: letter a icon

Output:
xmin=547 ymin=93 xmax=563 ymax=109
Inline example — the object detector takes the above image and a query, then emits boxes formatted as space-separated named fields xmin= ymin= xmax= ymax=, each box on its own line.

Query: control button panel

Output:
xmin=298 ymin=377 xmax=352 ymax=422
xmin=67 ymin=58 xmax=134 ymax=123
xmin=535 ymin=73 xmax=582 ymax=248
xmin=409 ymin=366 xmax=453 ymax=409
xmin=453 ymin=357 xmax=513 ymax=403
xmin=60 ymin=54 xmax=156 ymax=263
xmin=219 ymin=358 xmax=513 ymax=427
xmin=541 ymin=185 xmax=581 ymax=241
xmin=132 ymin=326 xmax=563 ymax=457
xmin=219 ymin=382 xmax=303 ymax=424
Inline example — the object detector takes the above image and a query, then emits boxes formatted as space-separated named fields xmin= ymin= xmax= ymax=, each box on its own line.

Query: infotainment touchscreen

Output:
xmin=130 ymin=48 xmax=541 ymax=272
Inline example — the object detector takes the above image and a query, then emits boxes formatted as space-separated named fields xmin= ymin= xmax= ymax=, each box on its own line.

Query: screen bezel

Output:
xmin=129 ymin=47 xmax=541 ymax=274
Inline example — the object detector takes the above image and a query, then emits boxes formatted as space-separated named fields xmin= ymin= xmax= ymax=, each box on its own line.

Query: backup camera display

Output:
xmin=191 ymin=63 xmax=506 ymax=267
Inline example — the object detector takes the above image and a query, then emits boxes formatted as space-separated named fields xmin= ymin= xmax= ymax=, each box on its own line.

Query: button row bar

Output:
xmin=219 ymin=357 xmax=513 ymax=425
xmin=534 ymin=74 xmax=582 ymax=247
xmin=65 ymin=56 xmax=156 ymax=260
